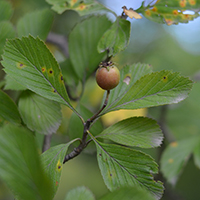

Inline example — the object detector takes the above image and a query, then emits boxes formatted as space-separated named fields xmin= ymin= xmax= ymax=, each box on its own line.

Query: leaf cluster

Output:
xmin=0 ymin=0 xmax=197 ymax=200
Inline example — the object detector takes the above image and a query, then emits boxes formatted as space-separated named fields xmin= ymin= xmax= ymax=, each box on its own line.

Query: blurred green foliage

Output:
xmin=1 ymin=0 xmax=200 ymax=200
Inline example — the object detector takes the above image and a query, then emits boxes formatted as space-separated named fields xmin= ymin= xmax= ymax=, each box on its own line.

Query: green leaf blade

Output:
xmin=41 ymin=140 xmax=78 ymax=196
xmin=0 ymin=21 xmax=15 ymax=56
xmin=0 ymin=124 xmax=53 ymax=200
xmin=1 ymin=35 xmax=72 ymax=108
xmin=94 ymin=140 xmax=164 ymax=199
xmin=138 ymin=1 xmax=200 ymax=25
xmin=0 ymin=0 xmax=13 ymax=21
xmin=0 ymin=90 xmax=21 ymax=125
xmin=98 ymin=18 xmax=131 ymax=57
xmin=46 ymin=0 xmax=111 ymax=15
xmin=17 ymin=9 xmax=54 ymax=40
xmin=18 ymin=91 xmax=62 ymax=134
xmin=99 ymin=187 xmax=156 ymax=200
xmin=68 ymin=15 xmax=112 ymax=80
xmin=98 ymin=117 xmax=163 ymax=148
xmin=65 ymin=186 xmax=95 ymax=200
xmin=160 ymin=136 xmax=200 ymax=185
xmin=104 ymin=70 xmax=193 ymax=113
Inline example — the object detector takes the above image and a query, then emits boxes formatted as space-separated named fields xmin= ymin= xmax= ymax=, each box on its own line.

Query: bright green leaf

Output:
xmin=99 ymin=187 xmax=156 ymax=200
xmin=160 ymin=136 xmax=200 ymax=185
xmin=0 ymin=0 xmax=13 ymax=21
xmin=46 ymin=0 xmax=111 ymax=15
xmin=0 ymin=124 xmax=53 ymax=200
xmin=137 ymin=0 xmax=200 ymax=25
xmin=98 ymin=17 xmax=130 ymax=57
xmin=41 ymin=139 xmax=78 ymax=196
xmin=193 ymin=141 xmax=200 ymax=169
xmin=97 ymin=117 xmax=163 ymax=148
xmin=92 ymin=138 xmax=164 ymax=199
xmin=65 ymin=186 xmax=95 ymax=200
xmin=0 ymin=21 xmax=15 ymax=56
xmin=103 ymin=70 xmax=193 ymax=113
xmin=17 ymin=9 xmax=54 ymax=40
xmin=0 ymin=90 xmax=21 ymax=124
xmin=68 ymin=15 xmax=112 ymax=80
xmin=1 ymin=35 xmax=75 ymax=111
xmin=18 ymin=90 xmax=62 ymax=135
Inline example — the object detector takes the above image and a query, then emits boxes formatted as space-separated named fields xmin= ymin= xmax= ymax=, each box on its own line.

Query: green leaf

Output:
xmin=68 ymin=103 xmax=103 ymax=140
xmin=160 ymin=136 xmax=200 ymax=185
xmin=97 ymin=117 xmax=163 ymax=148
xmin=46 ymin=0 xmax=111 ymax=15
xmin=68 ymin=15 xmax=112 ymax=80
xmin=16 ymin=9 xmax=54 ymax=40
xmin=194 ymin=141 xmax=200 ymax=169
xmin=99 ymin=187 xmax=156 ymax=200
xmin=1 ymin=35 xmax=74 ymax=110
xmin=41 ymin=140 xmax=78 ymax=196
xmin=18 ymin=90 xmax=62 ymax=135
xmin=98 ymin=17 xmax=130 ymax=57
xmin=103 ymin=70 xmax=193 ymax=113
xmin=4 ymin=74 xmax=26 ymax=90
xmin=92 ymin=138 xmax=164 ymax=199
xmin=60 ymin=58 xmax=80 ymax=87
xmin=0 ymin=124 xmax=53 ymax=200
xmin=0 ymin=0 xmax=13 ymax=21
xmin=0 ymin=90 xmax=21 ymax=124
xmin=0 ymin=21 xmax=15 ymax=56
xmin=65 ymin=186 xmax=95 ymax=200
xmin=138 ymin=0 xmax=200 ymax=25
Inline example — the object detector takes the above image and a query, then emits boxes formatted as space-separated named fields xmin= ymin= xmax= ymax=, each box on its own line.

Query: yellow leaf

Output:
xmin=122 ymin=6 xmax=142 ymax=19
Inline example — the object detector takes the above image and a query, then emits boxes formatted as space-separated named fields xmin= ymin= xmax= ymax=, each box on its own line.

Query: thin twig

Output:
xmin=46 ymin=32 xmax=69 ymax=57
xmin=63 ymin=90 xmax=110 ymax=163
xmin=42 ymin=134 xmax=52 ymax=152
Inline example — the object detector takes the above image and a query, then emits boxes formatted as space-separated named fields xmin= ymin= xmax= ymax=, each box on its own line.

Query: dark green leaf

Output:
xmin=0 ymin=124 xmax=53 ymax=200
xmin=193 ymin=140 xmax=200 ymax=169
xmin=160 ymin=136 xmax=200 ymax=185
xmin=1 ymin=36 xmax=74 ymax=111
xmin=46 ymin=0 xmax=111 ymax=15
xmin=17 ymin=9 xmax=54 ymax=40
xmin=0 ymin=90 xmax=21 ymax=124
xmin=68 ymin=15 xmax=112 ymax=80
xmin=60 ymin=58 xmax=80 ymax=87
xmin=97 ymin=117 xmax=163 ymax=148
xmin=103 ymin=70 xmax=193 ymax=113
xmin=18 ymin=90 xmax=62 ymax=134
xmin=0 ymin=21 xmax=15 ymax=56
xmin=0 ymin=0 xmax=13 ymax=21
xmin=98 ymin=17 xmax=130 ymax=57
xmin=41 ymin=140 xmax=78 ymax=196
xmin=65 ymin=186 xmax=95 ymax=200
xmin=99 ymin=187 xmax=156 ymax=200
xmin=92 ymin=137 xmax=164 ymax=199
